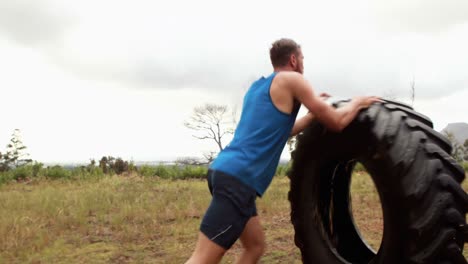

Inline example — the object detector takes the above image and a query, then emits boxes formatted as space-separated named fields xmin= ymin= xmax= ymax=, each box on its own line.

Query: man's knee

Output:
xmin=244 ymin=237 xmax=266 ymax=257
xmin=186 ymin=232 xmax=226 ymax=264
xmin=257 ymin=239 xmax=267 ymax=256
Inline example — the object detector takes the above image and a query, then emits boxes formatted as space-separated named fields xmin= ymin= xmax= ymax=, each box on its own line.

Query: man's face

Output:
xmin=292 ymin=48 xmax=304 ymax=74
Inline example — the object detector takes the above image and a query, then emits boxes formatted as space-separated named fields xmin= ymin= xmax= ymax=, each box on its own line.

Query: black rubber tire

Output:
xmin=288 ymin=99 xmax=468 ymax=264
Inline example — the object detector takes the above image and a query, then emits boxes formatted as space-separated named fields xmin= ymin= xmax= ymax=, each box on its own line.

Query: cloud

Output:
xmin=1 ymin=0 xmax=466 ymax=101
xmin=1 ymin=0 xmax=467 ymax=162
xmin=303 ymin=24 xmax=468 ymax=100
xmin=372 ymin=0 xmax=468 ymax=33
xmin=48 ymin=41 xmax=265 ymax=92
xmin=0 ymin=0 xmax=74 ymax=45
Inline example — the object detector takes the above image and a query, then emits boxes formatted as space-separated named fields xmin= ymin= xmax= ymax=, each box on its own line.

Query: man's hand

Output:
xmin=319 ymin=93 xmax=331 ymax=101
xmin=352 ymin=96 xmax=382 ymax=110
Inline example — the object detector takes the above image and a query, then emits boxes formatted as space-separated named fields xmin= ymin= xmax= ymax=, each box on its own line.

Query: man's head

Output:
xmin=269 ymin=38 xmax=303 ymax=74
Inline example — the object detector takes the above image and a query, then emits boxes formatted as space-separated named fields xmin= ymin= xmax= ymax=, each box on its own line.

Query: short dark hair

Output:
xmin=269 ymin=38 xmax=301 ymax=68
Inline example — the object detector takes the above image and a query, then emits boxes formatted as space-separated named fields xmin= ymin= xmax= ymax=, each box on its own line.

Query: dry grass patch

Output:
xmin=0 ymin=173 xmax=466 ymax=263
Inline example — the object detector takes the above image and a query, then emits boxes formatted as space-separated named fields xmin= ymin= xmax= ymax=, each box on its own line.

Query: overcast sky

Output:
xmin=1 ymin=0 xmax=467 ymax=163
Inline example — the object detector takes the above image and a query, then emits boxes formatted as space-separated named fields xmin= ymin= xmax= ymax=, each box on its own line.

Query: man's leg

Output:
xmin=235 ymin=216 xmax=266 ymax=264
xmin=185 ymin=232 xmax=226 ymax=264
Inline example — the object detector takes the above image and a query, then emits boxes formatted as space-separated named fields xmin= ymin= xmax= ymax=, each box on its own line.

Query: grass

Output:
xmin=0 ymin=173 xmax=467 ymax=263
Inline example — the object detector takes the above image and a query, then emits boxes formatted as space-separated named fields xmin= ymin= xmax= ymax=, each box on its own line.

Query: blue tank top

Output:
xmin=210 ymin=72 xmax=300 ymax=196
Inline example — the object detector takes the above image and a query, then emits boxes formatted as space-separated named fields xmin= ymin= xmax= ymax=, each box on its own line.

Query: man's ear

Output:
xmin=290 ymin=54 xmax=297 ymax=68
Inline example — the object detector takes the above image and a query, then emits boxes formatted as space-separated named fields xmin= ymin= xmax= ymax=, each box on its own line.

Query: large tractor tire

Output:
xmin=288 ymin=100 xmax=468 ymax=264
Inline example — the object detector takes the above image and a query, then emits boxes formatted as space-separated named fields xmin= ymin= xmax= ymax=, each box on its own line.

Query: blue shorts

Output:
xmin=200 ymin=169 xmax=257 ymax=249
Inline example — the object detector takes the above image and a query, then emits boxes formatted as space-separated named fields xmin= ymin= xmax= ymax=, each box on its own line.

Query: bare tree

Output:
xmin=410 ymin=75 xmax=416 ymax=107
xmin=175 ymin=151 xmax=219 ymax=165
xmin=184 ymin=103 xmax=235 ymax=153
xmin=203 ymin=151 xmax=218 ymax=164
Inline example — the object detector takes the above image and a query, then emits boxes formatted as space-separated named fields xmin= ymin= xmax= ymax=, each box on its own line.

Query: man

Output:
xmin=186 ymin=38 xmax=380 ymax=264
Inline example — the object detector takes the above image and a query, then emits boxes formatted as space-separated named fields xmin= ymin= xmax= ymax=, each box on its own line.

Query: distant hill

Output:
xmin=441 ymin=122 xmax=468 ymax=145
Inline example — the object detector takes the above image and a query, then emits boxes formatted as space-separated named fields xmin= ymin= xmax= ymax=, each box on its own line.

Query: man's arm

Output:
xmin=284 ymin=72 xmax=380 ymax=133
xmin=290 ymin=93 xmax=330 ymax=136
xmin=290 ymin=112 xmax=314 ymax=137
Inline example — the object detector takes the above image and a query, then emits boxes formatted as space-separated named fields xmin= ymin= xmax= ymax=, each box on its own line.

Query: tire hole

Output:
xmin=350 ymin=163 xmax=384 ymax=252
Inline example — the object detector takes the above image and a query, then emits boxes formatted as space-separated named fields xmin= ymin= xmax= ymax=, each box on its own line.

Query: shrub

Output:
xmin=276 ymin=163 xmax=291 ymax=177
xmin=87 ymin=166 xmax=105 ymax=177
xmin=139 ymin=165 xmax=208 ymax=179
xmin=70 ymin=166 xmax=104 ymax=180
xmin=113 ymin=158 xmax=129 ymax=175
xmin=463 ymin=161 xmax=468 ymax=172
xmin=0 ymin=171 xmax=12 ymax=185
xmin=179 ymin=165 xmax=207 ymax=179
xmin=138 ymin=165 xmax=157 ymax=177
xmin=44 ymin=166 xmax=72 ymax=179
xmin=10 ymin=166 xmax=33 ymax=181
xmin=31 ymin=162 xmax=44 ymax=177
xmin=154 ymin=165 xmax=173 ymax=179
xmin=354 ymin=162 xmax=366 ymax=172
xmin=128 ymin=161 xmax=137 ymax=173
xmin=0 ymin=162 xmax=43 ymax=184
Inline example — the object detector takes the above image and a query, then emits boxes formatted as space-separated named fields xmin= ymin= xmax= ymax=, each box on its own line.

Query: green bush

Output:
xmin=128 ymin=161 xmax=137 ymax=173
xmin=354 ymin=162 xmax=366 ymax=172
xmin=0 ymin=163 xmax=218 ymax=184
xmin=139 ymin=165 xmax=208 ymax=179
xmin=463 ymin=161 xmax=468 ymax=172
xmin=154 ymin=165 xmax=174 ymax=179
xmin=0 ymin=171 xmax=12 ymax=185
xmin=44 ymin=166 xmax=72 ymax=179
xmin=276 ymin=163 xmax=291 ymax=177
xmin=10 ymin=166 xmax=33 ymax=181
xmin=179 ymin=165 xmax=207 ymax=179
xmin=87 ymin=166 xmax=105 ymax=178
xmin=138 ymin=165 xmax=158 ymax=177
xmin=31 ymin=162 xmax=44 ymax=177
xmin=0 ymin=163 xmax=43 ymax=184
xmin=70 ymin=166 xmax=104 ymax=180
